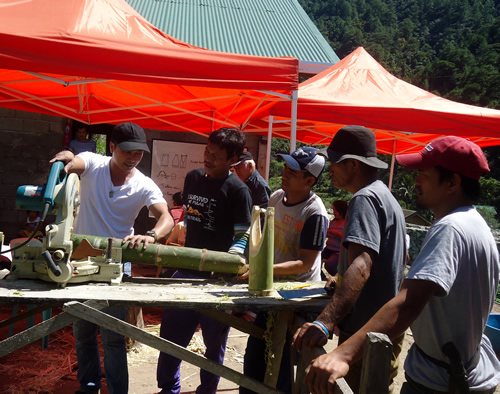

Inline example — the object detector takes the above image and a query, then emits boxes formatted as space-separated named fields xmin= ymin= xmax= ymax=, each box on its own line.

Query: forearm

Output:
xmin=149 ymin=202 xmax=175 ymax=240
xmin=316 ymin=259 xmax=371 ymax=332
xmin=273 ymin=248 xmax=319 ymax=277
xmin=273 ymin=260 xmax=312 ymax=276
xmin=332 ymin=285 xmax=426 ymax=365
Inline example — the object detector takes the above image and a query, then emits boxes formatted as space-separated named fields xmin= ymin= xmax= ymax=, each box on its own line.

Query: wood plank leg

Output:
xmin=264 ymin=311 xmax=293 ymax=388
xmin=359 ymin=332 xmax=393 ymax=394
xmin=63 ymin=301 xmax=283 ymax=394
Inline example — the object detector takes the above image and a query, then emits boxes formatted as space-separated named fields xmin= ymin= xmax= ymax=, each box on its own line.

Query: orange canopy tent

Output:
xmin=0 ymin=0 xmax=298 ymax=134
xmin=246 ymin=47 xmax=500 ymax=155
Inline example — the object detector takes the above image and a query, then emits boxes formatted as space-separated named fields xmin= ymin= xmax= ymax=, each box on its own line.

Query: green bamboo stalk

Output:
xmin=248 ymin=207 xmax=274 ymax=296
xmin=70 ymin=234 xmax=246 ymax=274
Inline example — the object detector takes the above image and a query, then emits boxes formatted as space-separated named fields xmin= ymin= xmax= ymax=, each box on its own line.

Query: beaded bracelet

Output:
xmin=313 ymin=320 xmax=329 ymax=337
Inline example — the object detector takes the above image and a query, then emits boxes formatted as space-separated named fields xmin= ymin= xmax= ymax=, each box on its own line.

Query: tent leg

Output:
xmin=290 ymin=90 xmax=298 ymax=152
xmin=265 ymin=116 xmax=273 ymax=181
xmin=388 ymin=141 xmax=396 ymax=190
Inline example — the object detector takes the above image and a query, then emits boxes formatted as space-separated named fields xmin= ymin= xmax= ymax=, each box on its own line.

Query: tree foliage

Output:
xmin=299 ymin=0 xmax=500 ymax=108
xmin=283 ymin=0 xmax=500 ymax=226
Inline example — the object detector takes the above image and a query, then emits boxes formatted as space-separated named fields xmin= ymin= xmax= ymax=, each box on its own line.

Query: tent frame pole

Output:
xmin=265 ymin=116 xmax=274 ymax=182
xmin=290 ymin=90 xmax=298 ymax=152
xmin=388 ymin=140 xmax=397 ymax=191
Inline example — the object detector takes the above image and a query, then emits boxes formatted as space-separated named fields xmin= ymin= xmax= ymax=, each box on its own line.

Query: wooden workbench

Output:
xmin=0 ymin=276 xmax=329 ymax=312
xmin=0 ymin=277 xmax=352 ymax=393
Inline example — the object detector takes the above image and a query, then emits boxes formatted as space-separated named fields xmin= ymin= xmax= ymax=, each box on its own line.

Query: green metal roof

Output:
xmin=126 ymin=0 xmax=339 ymax=69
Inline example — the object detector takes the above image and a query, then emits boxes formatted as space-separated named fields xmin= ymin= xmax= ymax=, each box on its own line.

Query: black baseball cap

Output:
xmin=111 ymin=122 xmax=150 ymax=152
xmin=233 ymin=151 xmax=253 ymax=166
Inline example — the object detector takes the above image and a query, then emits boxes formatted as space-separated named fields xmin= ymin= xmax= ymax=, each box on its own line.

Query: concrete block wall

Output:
xmin=0 ymin=108 xmax=66 ymax=241
xmin=0 ymin=110 xmax=266 ymax=242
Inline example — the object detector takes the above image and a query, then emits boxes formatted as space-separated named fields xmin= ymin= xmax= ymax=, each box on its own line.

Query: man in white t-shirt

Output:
xmin=51 ymin=122 xmax=174 ymax=394
xmin=301 ymin=136 xmax=500 ymax=394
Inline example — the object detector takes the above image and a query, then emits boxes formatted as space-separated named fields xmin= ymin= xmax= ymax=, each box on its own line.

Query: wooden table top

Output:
xmin=0 ymin=277 xmax=330 ymax=313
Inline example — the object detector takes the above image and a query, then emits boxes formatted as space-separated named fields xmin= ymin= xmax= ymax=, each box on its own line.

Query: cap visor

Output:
xmin=396 ymin=152 xmax=428 ymax=169
xmin=361 ymin=156 xmax=388 ymax=169
xmin=277 ymin=154 xmax=301 ymax=171
xmin=118 ymin=141 xmax=150 ymax=153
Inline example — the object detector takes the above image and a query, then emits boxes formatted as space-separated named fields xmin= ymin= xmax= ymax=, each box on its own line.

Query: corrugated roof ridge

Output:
xmin=126 ymin=0 xmax=339 ymax=63
xmin=287 ymin=0 xmax=340 ymax=62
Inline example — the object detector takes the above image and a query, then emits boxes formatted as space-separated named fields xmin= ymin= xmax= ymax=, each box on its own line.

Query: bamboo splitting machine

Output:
xmin=6 ymin=162 xmax=274 ymax=290
xmin=8 ymin=161 xmax=128 ymax=286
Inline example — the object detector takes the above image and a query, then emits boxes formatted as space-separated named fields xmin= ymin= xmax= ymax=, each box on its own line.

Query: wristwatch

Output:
xmin=145 ymin=230 xmax=158 ymax=243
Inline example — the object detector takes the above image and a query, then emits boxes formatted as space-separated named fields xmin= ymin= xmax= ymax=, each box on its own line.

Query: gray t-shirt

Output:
xmin=69 ymin=139 xmax=96 ymax=155
xmin=338 ymin=180 xmax=407 ymax=334
xmin=405 ymin=206 xmax=500 ymax=391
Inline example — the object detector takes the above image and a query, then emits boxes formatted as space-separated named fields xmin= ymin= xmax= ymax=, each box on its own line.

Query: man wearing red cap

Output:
xmin=301 ymin=136 xmax=500 ymax=393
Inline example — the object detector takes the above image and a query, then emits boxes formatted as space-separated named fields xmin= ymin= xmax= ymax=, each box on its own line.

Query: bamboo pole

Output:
xmin=70 ymin=234 xmax=247 ymax=274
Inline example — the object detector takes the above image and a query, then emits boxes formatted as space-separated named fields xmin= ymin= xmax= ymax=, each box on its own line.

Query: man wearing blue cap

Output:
xmin=240 ymin=146 xmax=329 ymax=393
xmin=293 ymin=125 xmax=407 ymax=393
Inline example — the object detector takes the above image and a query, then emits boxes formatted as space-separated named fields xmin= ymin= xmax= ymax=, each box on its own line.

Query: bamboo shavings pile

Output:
xmin=127 ymin=322 xmax=207 ymax=368
xmin=1 ymin=326 xmax=78 ymax=394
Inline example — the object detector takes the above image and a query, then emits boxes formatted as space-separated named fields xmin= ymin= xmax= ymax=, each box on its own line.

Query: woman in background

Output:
xmin=322 ymin=200 xmax=348 ymax=277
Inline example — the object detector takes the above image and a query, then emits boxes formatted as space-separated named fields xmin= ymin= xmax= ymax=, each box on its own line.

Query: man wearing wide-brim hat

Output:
xmin=293 ymin=125 xmax=408 ymax=393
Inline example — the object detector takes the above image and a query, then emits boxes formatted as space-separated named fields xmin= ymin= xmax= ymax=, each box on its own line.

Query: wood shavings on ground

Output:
xmin=0 ymin=326 xmax=78 ymax=394
xmin=187 ymin=333 xmax=206 ymax=355
xmin=127 ymin=323 xmax=161 ymax=365
xmin=127 ymin=323 xmax=207 ymax=367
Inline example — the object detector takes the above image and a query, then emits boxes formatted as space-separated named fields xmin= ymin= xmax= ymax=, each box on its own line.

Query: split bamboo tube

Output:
xmin=248 ymin=206 xmax=274 ymax=296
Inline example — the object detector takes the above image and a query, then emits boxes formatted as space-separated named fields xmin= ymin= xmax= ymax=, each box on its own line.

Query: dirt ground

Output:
xmin=125 ymin=323 xmax=413 ymax=394
xmin=0 ymin=283 xmax=499 ymax=393
xmin=0 ymin=311 xmax=411 ymax=394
